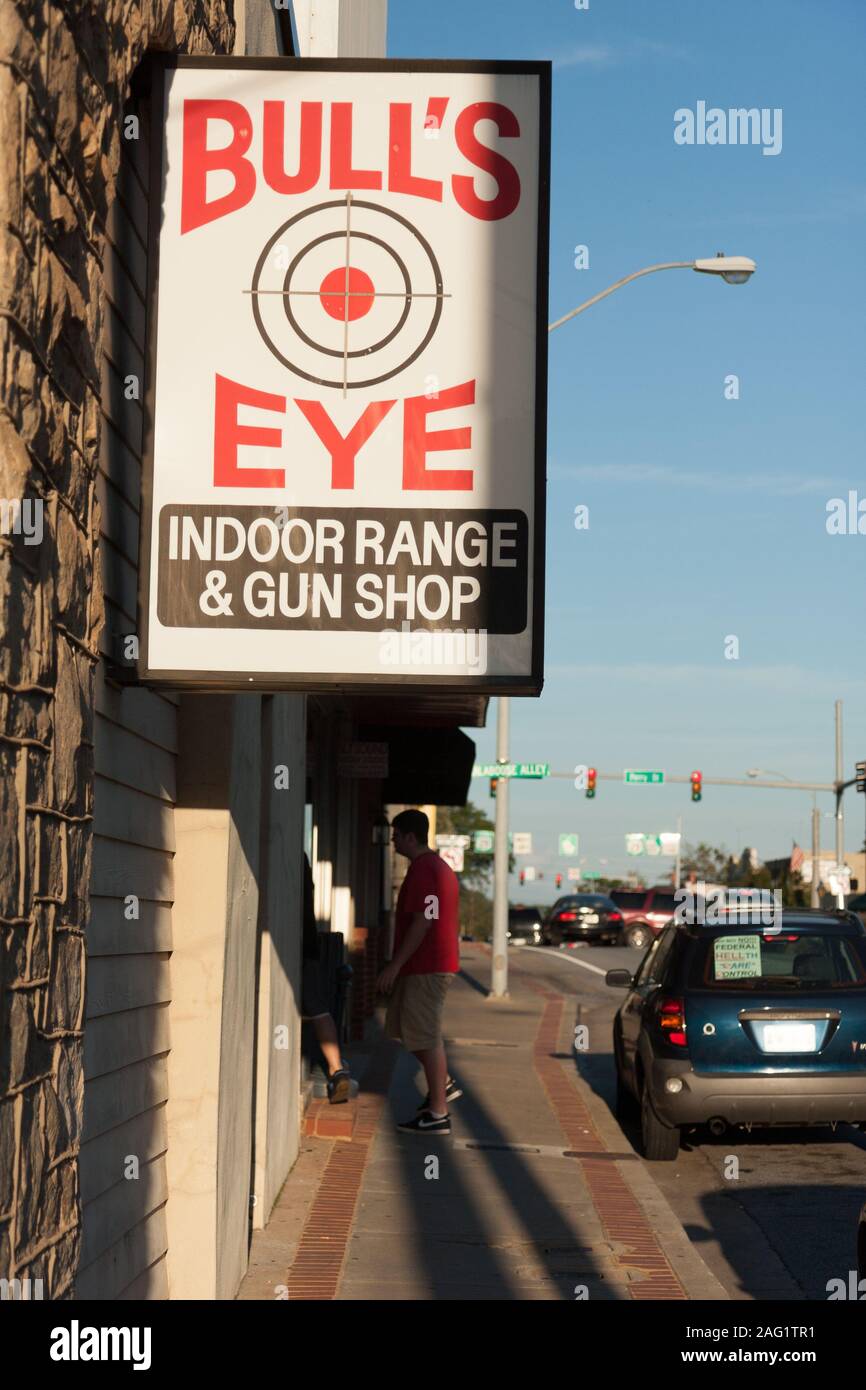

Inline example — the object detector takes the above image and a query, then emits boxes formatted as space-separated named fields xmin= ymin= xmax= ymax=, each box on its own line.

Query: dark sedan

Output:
xmin=507 ymin=906 xmax=543 ymax=945
xmin=543 ymin=894 xmax=624 ymax=946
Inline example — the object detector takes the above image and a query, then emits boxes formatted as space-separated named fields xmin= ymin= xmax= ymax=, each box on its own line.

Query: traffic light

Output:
xmin=490 ymin=777 xmax=498 ymax=799
xmin=555 ymin=873 xmax=562 ymax=890
xmin=856 ymin=760 xmax=866 ymax=793
xmin=586 ymin=767 xmax=597 ymax=799
xmin=691 ymin=770 xmax=702 ymax=802
xmin=519 ymin=869 xmax=525 ymax=886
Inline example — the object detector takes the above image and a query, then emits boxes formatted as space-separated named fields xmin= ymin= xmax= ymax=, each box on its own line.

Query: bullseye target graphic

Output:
xmin=248 ymin=195 xmax=447 ymax=392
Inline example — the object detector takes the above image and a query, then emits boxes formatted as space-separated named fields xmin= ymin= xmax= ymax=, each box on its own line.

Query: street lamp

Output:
xmin=746 ymin=768 xmax=791 ymax=781
xmin=489 ymin=250 xmax=757 ymax=1000
xmin=693 ymin=254 xmax=756 ymax=285
xmin=547 ymin=251 xmax=756 ymax=333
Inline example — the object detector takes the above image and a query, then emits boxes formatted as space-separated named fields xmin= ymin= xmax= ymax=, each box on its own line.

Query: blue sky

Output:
xmin=388 ymin=0 xmax=866 ymax=894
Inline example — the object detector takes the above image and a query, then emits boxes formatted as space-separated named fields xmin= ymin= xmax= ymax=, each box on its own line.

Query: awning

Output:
xmin=358 ymin=724 xmax=477 ymax=806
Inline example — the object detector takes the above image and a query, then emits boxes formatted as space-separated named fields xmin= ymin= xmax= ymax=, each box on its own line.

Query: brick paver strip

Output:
xmin=286 ymin=1038 xmax=399 ymax=1300
xmin=520 ymin=972 xmax=688 ymax=1300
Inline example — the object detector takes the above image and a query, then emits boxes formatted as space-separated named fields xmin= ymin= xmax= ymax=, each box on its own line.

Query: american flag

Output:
xmin=789 ymin=843 xmax=805 ymax=874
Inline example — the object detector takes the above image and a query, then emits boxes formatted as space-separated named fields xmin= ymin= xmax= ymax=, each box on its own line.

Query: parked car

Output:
xmin=606 ymin=908 xmax=866 ymax=1160
xmin=543 ymin=894 xmax=624 ymax=946
xmin=847 ymin=892 xmax=866 ymax=927
xmin=507 ymin=906 xmax=543 ymax=945
xmin=609 ymin=887 xmax=678 ymax=950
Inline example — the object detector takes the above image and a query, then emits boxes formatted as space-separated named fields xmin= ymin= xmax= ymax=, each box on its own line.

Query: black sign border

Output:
xmin=138 ymin=56 xmax=550 ymax=695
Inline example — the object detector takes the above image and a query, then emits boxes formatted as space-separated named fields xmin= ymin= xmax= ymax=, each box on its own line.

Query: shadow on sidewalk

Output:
xmin=379 ymin=987 xmax=626 ymax=1300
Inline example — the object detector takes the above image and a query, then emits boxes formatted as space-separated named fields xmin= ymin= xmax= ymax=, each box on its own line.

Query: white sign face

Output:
xmin=625 ymin=833 xmax=645 ymax=857
xmin=567 ymin=867 xmax=581 ymax=881
xmin=512 ymin=832 xmax=533 ymax=855
xmin=438 ymin=844 xmax=464 ymax=873
xmin=522 ymin=865 xmax=537 ymax=882
xmin=139 ymin=59 xmax=549 ymax=691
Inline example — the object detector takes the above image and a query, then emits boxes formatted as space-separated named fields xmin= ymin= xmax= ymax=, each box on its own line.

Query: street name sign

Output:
xmin=473 ymin=762 xmax=549 ymax=778
xmin=624 ymin=770 xmax=665 ymax=785
xmin=139 ymin=58 xmax=550 ymax=693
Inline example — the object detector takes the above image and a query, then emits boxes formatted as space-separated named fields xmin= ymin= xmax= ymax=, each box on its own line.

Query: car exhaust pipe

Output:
xmin=708 ymin=1117 xmax=727 ymax=1137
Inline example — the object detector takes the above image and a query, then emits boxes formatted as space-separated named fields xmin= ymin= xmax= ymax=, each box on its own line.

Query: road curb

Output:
xmin=564 ymin=1024 xmax=730 ymax=1300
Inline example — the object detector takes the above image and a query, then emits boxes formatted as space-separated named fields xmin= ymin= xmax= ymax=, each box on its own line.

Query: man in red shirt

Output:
xmin=377 ymin=808 xmax=462 ymax=1135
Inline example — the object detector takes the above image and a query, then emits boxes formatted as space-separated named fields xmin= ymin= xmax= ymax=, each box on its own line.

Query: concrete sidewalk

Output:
xmin=239 ymin=944 xmax=727 ymax=1301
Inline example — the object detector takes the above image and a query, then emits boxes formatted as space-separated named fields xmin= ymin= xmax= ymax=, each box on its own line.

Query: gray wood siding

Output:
xmin=80 ymin=101 xmax=177 ymax=1301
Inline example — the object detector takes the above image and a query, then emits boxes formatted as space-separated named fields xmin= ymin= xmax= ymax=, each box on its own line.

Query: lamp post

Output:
xmin=489 ymin=253 xmax=757 ymax=998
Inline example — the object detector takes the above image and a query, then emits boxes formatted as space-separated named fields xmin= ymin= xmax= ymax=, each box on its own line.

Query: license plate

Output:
xmin=761 ymin=1022 xmax=817 ymax=1053
xmin=582 ymin=912 xmax=599 ymax=924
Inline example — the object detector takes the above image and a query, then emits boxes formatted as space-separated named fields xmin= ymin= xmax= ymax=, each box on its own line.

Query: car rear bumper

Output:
xmin=551 ymin=923 xmax=619 ymax=941
xmin=649 ymin=1057 xmax=866 ymax=1126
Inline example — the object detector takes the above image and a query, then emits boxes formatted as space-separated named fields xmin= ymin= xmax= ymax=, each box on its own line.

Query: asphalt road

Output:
xmin=512 ymin=941 xmax=866 ymax=1301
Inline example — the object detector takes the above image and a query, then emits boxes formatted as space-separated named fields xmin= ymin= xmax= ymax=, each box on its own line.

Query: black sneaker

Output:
xmin=396 ymin=1109 xmax=451 ymax=1135
xmin=327 ymin=1068 xmax=351 ymax=1104
xmin=417 ymin=1077 xmax=463 ymax=1112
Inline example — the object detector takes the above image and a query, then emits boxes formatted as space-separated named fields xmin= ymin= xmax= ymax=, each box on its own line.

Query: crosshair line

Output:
xmin=245 ymin=290 xmax=451 ymax=297
xmin=342 ymin=192 xmax=352 ymax=396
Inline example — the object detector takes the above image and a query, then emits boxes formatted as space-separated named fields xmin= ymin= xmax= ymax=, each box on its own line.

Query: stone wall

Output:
xmin=0 ymin=0 xmax=235 ymax=1300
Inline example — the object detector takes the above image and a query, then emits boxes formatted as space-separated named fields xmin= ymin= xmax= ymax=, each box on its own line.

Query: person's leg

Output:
xmin=312 ymin=1014 xmax=344 ymax=1076
xmin=412 ymin=1042 xmax=448 ymax=1115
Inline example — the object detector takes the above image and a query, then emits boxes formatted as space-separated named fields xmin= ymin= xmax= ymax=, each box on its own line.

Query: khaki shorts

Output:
xmin=385 ymin=973 xmax=454 ymax=1052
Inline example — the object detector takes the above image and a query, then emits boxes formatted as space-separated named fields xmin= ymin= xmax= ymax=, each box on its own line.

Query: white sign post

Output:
xmin=139 ymin=58 xmax=550 ymax=692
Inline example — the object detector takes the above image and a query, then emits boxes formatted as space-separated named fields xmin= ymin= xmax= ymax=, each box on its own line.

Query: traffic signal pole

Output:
xmin=490 ymin=698 xmax=510 ymax=999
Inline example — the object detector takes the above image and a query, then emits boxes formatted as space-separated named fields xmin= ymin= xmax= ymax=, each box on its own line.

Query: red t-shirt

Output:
xmin=394 ymin=851 xmax=460 ymax=976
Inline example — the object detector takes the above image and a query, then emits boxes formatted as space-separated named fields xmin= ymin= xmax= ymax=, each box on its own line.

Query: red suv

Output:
xmin=608 ymin=887 xmax=678 ymax=950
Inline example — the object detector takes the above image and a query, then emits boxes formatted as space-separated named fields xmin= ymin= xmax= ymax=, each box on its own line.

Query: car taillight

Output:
xmin=558 ymin=911 xmax=577 ymax=921
xmin=608 ymin=912 xmax=622 ymax=923
xmin=658 ymin=997 xmax=687 ymax=1048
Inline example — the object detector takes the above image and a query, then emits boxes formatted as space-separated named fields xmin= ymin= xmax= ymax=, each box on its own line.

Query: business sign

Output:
xmin=337 ymin=740 xmax=388 ymax=777
xmin=438 ymin=844 xmax=464 ymax=873
xmin=139 ymin=58 xmax=550 ymax=691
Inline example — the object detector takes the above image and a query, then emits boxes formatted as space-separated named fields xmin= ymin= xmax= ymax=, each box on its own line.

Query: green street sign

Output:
xmin=558 ymin=833 xmax=579 ymax=857
xmin=582 ymin=870 xmax=601 ymax=880
xmin=473 ymin=762 xmax=549 ymax=779
xmin=623 ymin=769 xmax=665 ymax=785
xmin=473 ymin=830 xmax=494 ymax=854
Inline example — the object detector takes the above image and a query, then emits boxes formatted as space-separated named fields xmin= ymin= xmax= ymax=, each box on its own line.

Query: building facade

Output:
xmin=1 ymin=0 xmax=482 ymax=1301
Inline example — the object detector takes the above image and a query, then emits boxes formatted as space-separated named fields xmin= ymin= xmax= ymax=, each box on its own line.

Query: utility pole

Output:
xmin=490 ymin=697 xmax=510 ymax=998
xmin=835 ymin=699 xmax=845 ymax=905
xmin=675 ymin=814 xmax=682 ymax=890
xmin=811 ymin=805 xmax=821 ymax=909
